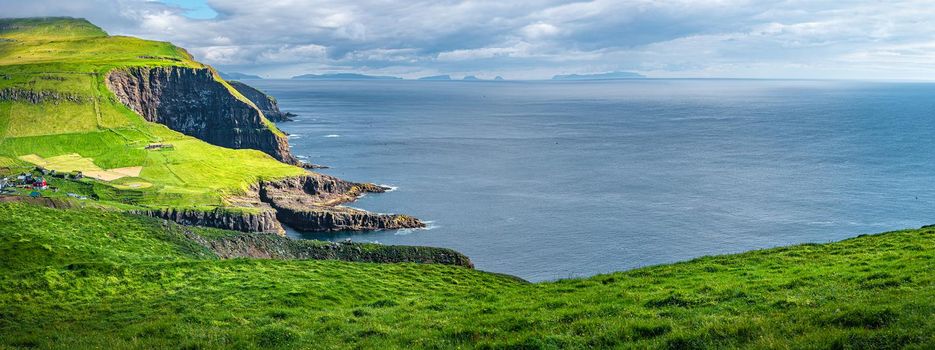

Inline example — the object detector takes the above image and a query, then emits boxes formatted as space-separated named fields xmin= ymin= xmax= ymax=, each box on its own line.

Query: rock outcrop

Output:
xmin=126 ymin=173 xmax=423 ymax=234
xmin=105 ymin=66 xmax=297 ymax=164
xmin=259 ymin=174 xmax=425 ymax=232
xmin=228 ymin=80 xmax=295 ymax=122
xmin=187 ymin=231 xmax=473 ymax=268
xmin=131 ymin=206 xmax=284 ymax=234
xmin=0 ymin=88 xmax=87 ymax=103
xmin=272 ymin=206 xmax=423 ymax=232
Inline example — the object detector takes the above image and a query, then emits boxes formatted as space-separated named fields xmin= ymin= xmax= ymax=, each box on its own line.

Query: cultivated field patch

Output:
xmin=17 ymin=153 xmax=144 ymax=182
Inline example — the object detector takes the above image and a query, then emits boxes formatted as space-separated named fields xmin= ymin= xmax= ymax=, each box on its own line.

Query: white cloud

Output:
xmin=437 ymin=44 xmax=532 ymax=61
xmin=193 ymin=45 xmax=243 ymax=64
xmin=258 ymin=44 xmax=329 ymax=63
xmin=520 ymin=22 xmax=560 ymax=40
xmin=4 ymin=0 xmax=935 ymax=79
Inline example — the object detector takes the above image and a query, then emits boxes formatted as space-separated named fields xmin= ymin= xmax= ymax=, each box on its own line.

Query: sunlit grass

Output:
xmin=0 ymin=202 xmax=932 ymax=349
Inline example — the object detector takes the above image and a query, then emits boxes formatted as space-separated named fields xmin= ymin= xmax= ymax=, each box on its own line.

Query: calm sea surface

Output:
xmin=248 ymin=79 xmax=935 ymax=282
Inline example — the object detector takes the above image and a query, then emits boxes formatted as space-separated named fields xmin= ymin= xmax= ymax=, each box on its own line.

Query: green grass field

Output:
xmin=0 ymin=202 xmax=932 ymax=349
xmin=0 ymin=17 xmax=302 ymax=211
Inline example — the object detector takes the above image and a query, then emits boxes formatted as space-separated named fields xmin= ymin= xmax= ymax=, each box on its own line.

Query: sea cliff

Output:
xmin=106 ymin=66 xmax=298 ymax=164
xmin=188 ymin=231 xmax=472 ymax=267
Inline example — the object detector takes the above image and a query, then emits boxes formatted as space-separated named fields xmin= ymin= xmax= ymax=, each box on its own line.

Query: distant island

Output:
xmin=219 ymin=71 xmax=262 ymax=80
xmin=494 ymin=76 xmax=505 ymax=81
xmin=462 ymin=75 xmax=480 ymax=81
xmin=552 ymin=71 xmax=645 ymax=80
xmin=417 ymin=74 xmax=451 ymax=80
xmin=292 ymin=73 xmax=402 ymax=80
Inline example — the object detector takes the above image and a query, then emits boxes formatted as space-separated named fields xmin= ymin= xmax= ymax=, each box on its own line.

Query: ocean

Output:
xmin=247 ymin=79 xmax=935 ymax=282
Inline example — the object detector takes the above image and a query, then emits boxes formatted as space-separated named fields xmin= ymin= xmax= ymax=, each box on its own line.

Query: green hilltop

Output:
xmin=0 ymin=17 xmax=303 ymax=210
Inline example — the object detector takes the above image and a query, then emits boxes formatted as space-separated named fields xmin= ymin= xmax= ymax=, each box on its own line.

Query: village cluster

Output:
xmin=0 ymin=167 xmax=89 ymax=199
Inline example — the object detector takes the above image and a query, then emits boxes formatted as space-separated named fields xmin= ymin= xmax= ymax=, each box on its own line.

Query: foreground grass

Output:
xmin=0 ymin=202 xmax=932 ymax=349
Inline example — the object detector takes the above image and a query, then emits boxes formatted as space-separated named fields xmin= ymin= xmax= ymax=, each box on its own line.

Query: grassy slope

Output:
xmin=1 ymin=202 xmax=932 ymax=349
xmin=0 ymin=18 xmax=304 ymax=210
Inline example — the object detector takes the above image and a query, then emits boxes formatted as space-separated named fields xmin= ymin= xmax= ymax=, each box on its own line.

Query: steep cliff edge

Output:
xmin=105 ymin=66 xmax=298 ymax=164
xmin=131 ymin=206 xmax=285 ymax=234
xmin=186 ymin=231 xmax=472 ymax=267
xmin=228 ymin=80 xmax=296 ymax=122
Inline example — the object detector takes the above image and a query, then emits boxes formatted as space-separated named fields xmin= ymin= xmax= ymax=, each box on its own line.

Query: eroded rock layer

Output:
xmin=188 ymin=231 xmax=472 ymax=268
xmin=131 ymin=206 xmax=284 ymax=234
xmin=0 ymin=88 xmax=87 ymax=103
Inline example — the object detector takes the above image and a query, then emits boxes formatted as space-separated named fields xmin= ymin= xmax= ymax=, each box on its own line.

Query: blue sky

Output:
xmin=155 ymin=0 xmax=216 ymax=19
xmin=4 ymin=0 xmax=935 ymax=80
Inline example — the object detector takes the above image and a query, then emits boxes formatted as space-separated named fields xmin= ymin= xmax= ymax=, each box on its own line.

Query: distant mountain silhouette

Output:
xmin=292 ymin=73 xmax=402 ymax=80
xmin=552 ymin=71 xmax=645 ymax=80
xmin=219 ymin=71 xmax=262 ymax=80
xmin=462 ymin=75 xmax=481 ymax=81
xmin=417 ymin=75 xmax=452 ymax=80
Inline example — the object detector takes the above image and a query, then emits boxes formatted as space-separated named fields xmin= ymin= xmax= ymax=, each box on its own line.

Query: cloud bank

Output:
xmin=3 ymin=0 xmax=935 ymax=80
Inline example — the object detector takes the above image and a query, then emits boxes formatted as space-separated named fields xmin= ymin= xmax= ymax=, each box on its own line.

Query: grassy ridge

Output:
xmin=1 ymin=202 xmax=932 ymax=349
xmin=0 ymin=18 xmax=303 ymax=210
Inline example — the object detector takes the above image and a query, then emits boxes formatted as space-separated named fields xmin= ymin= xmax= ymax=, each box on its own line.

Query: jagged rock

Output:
xmin=300 ymin=162 xmax=330 ymax=169
xmin=185 ymin=231 xmax=473 ymax=268
xmin=228 ymin=80 xmax=295 ymax=122
xmin=105 ymin=66 xmax=298 ymax=164
xmin=0 ymin=88 xmax=87 ymax=104
xmin=273 ymin=205 xmax=423 ymax=232
xmin=259 ymin=174 xmax=425 ymax=232
xmin=131 ymin=206 xmax=285 ymax=235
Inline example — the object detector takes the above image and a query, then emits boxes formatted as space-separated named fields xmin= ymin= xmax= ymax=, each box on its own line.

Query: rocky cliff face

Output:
xmin=105 ymin=66 xmax=297 ymax=164
xmin=259 ymin=174 xmax=425 ymax=232
xmin=228 ymin=80 xmax=295 ymax=122
xmin=131 ymin=206 xmax=284 ymax=234
xmin=187 ymin=231 xmax=473 ymax=268
xmin=0 ymin=88 xmax=87 ymax=103
xmin=272 ymin=206 xmax=423 ymax=232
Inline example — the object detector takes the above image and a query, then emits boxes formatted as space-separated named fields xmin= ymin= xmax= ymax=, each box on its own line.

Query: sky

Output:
xmin=3 ymin=0 xmax=935 ymax=80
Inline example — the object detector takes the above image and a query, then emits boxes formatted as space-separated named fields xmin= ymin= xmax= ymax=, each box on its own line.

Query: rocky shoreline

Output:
xmin=258 ymin=174 xmax=425 ymax=232
xmin=131 ymin=173 xmax=424 ymax=235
